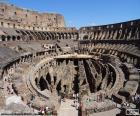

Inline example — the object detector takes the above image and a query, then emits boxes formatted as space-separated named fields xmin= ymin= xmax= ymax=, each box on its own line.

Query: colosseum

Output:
xmin=0 ymin=3 xmax=140 ymax=116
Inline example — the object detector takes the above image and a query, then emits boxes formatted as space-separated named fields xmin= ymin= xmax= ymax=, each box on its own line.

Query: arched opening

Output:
xmin=47 ymin=37 xmax=49 ymax=40
xmin=120 ymin=64 xmax=130 ymax=80
xmin=35 ymin=78 xmax=39 ymax=88
xmin=1 ymin=22 xmax=4 ymax=27
xmin=13 ymin=24 xmax=15 ymax=28
xmin=39 ymin=76 xmax=49 ymax=91
xmin=1 ymin=35 xmax=5 ymax=41
xmin=15 ymin=30 xmax=20 ymax=34
xmin=29 ymin=36 xmax=33 ymax=40
xmin=17 ymin=36 xmax=21 ymax=41
xmin=83 ymin=35 xmax=89 ymax=40
xmin=12 ymin=36 xmax=16 ymax=41
xmin=7 ymin=35 xmax=11 ymax=41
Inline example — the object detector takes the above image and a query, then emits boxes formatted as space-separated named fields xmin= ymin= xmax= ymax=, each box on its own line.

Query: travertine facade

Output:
xmin=0 ymin=3 xmax=65 ymax=31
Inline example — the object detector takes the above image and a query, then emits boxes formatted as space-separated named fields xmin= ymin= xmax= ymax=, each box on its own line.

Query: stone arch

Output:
xmin=35 ymin=32 xmax=41 ymax=40
xmin=83 ymin=35 xmax=89 ymax=40
xmin=42 ymin=32 xmax=47 ymax=40
xmin=12 ymin=36 xmax=16 ymax=41
xmin=39 ymin=76 xmax=49 ymax=91
xmin=1 ymin=35 xmax=6 ymax=41
xmin=46 ymin=32 xmax=51 ymax=40
xmin=57 ymin=33 xmax=61 ymax=39
xmin=39 ymin=31 xmax=45 ymax=40
xmin=64 ymin=33 xmax=67 ymax=39
xmin=31 ymin=31 xmax=37 ymax=39
xmin=55 ymin=32 xmax=58 ymax=39
xmin=20 ymin=30 xmax=26 ymax=36
xmin=7 ymin=35 xmax=11 ymax=41
xmin=50 ymin=32 xmax=54 ymax=40
xmin=17 ymin=36 xmax=21 ymax=41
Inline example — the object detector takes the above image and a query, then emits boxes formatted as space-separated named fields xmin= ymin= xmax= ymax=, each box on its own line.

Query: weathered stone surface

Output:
xmin=0 ymin=3 xmax=139 ymax=115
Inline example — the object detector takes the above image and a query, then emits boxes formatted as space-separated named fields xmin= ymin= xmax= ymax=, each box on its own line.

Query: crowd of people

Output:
xmin=38 ymin=106 xmax=54 ymax=115
xmin=71 ymin=93 xmax=80 ymax=110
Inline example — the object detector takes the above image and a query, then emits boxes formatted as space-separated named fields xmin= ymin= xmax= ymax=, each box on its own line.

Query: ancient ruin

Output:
xmin=0 ymin=3 xmax=140 ymax=116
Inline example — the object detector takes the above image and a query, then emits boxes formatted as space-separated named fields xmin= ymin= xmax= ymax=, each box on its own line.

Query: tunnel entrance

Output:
xmin=74 ymin=59 xmax=78 ymax=66
xmin=63 ymin=85 xmax=67 ymax=93
xmin=39 ymin=76 xmax=49 ymax=91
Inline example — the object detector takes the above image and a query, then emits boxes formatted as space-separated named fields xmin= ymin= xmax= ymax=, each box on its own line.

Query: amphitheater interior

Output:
xmin=0 ymin=3 xmax=140 ymax=116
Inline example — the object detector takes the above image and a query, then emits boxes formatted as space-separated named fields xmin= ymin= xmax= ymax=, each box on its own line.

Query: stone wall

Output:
xmin=0 ymin=3 xmax=65 ymax=31
xmin=79 ymin=19 xmax=140 ymax=41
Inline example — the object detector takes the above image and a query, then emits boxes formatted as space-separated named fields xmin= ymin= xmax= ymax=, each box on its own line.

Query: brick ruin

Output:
xmin=0 ymin=3 xmax=140 ymax=115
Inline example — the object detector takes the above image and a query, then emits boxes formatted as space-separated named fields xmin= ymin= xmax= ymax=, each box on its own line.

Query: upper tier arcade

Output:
xmin=79 ymin=19 xmax=140 ymax=68
xmin=79 ymin=19 xmax=140 ymax=41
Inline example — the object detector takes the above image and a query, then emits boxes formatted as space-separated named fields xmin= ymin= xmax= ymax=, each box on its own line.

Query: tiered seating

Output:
xmin=0 ymin=27 xmax=78 ymax=42
xmin=112 ymin=63 xmax=140 ymax=103
xmin=0 ymin=46 xmax=19 ymax=66
xmin=116 ymin=63 xmax=139 ymax=99
xmin=90 ymin=44 xmax=140 ymax=57
xmin=0 ymin=44 xmax=61 ymax=111
xmin=122 ymin=63 xmax=140 ymax=81
xmin=0 ymin=16 xmax=139 ymax=114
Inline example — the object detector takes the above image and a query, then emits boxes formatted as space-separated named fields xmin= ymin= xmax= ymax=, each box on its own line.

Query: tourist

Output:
xmin=46 ymin=106 xmax=49 ymax=111
xmin=73 ymin=93 xmax=75 ymax=99
xmin=76 ymin=93 xmax=79 ymax=99
xmin=76 ymin=102 xmax=79 ymax=110
xmin=79 ymin=101 xmax=83 ymax=109
xmin=135 ymin=94 xmax=140 ymax=103
xmin=45 ymin=106 xmax=49 ymax=114
xmin=40 ymin=107 xmax=45 ymax=115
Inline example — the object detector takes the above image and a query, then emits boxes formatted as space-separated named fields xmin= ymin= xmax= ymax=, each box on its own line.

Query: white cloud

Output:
xmin=90 ymin=22 xmax=96 ymax=26
xmin=67 ymin=20 xmax=75 ymax=27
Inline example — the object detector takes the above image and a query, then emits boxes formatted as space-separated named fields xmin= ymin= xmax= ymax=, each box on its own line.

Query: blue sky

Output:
xmin=4 ymin=0 xmax=140 ymax=28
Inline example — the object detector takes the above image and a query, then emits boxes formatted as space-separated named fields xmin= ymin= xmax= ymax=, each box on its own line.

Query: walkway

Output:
xmin=89 ymin=108 xmax=121 ymax=116
xmin=57 ymin=99 xmax=78 ymax=116
xmin=55 ymin=54 xmax=93 ymax=59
